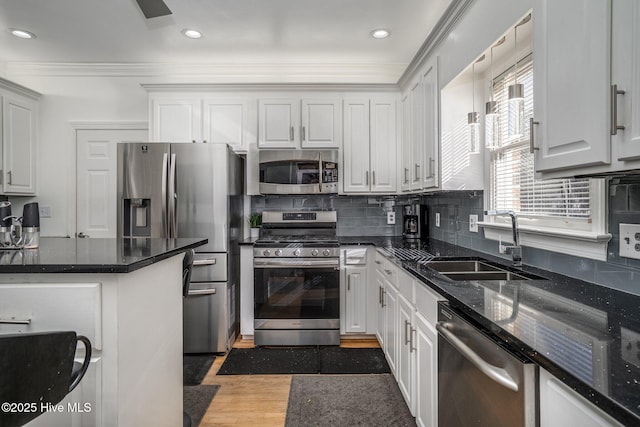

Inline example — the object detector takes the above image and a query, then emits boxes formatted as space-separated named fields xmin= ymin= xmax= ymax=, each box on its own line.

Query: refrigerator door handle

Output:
xmin=161 ymin=152 xmax=168 ymax=236
xmin=169 ymin=153 xmax=177 ymax=237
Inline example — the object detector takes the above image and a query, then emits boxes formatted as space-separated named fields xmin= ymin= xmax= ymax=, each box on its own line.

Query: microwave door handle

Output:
xmin=318 ymin=154 xmax=323 ymax=192
xmin=161 ymin=152 xmax=168 ymax=236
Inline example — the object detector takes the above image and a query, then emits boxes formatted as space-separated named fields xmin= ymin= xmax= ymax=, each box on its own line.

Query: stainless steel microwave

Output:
xmin=259 ymin=150 xmax=339 ymax=194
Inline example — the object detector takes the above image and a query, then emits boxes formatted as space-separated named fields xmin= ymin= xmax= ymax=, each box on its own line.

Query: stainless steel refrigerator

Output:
xmin=117 ymin=142 xmax=243 ymax=353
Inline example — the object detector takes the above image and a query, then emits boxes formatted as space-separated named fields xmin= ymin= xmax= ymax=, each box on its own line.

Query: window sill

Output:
xmin=478 ymin=221 xmax=611 ymax=261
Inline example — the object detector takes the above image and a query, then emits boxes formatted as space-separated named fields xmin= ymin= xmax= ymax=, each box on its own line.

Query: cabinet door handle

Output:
xmin=347 ymin=275 xmax=351 ymax=291
xmin=529 ymin=118 xmax=540 ymax=154
xmin=378 ymin=285 xmax=382 ymax=304
xmin=384 ymin=269 xmax=392 ymax=275
xmin=302 ymin=126 xmax=306 ymax=141
xmin=611 ymin=84 xmax=626 ymax=135
xmin=404 ymin=167 xmax=409 ymax=184
xmin=429 ymin=157 xmax=435 ymax=178
xmin=0 ymin=317 xmax=31 ymax=325
xmin=404 ymin=320 xmax=411 ymax=345
xmin=290 ymin=126 xmax=294 ymax=141
xmin=374 ymin=260 xmax=382 ymax=265
xmin=372 ymin=171 xmax=376 ymax=186
xmin=414 ymin=163 xmax=420 ymax=180
xmin=381 ymin=289 xmax=386 ymax=307
xmin=7 ymin=171 xmax=12 ymax=186
xmin=365 ymin=171 xmax=369 ymax=186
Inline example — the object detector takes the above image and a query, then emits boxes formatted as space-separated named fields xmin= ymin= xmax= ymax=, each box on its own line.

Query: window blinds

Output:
xmin=489 ymin=58 xmax=591 ymax=218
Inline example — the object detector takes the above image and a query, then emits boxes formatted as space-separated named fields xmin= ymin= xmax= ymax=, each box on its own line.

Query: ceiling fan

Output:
xmin=135 ymin=0 xmax=172 ymax=19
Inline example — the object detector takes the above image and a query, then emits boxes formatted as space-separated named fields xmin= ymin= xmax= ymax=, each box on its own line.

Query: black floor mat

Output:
xmin=216 ymin=347 xmax=318 ymax=375
xmin=216 ymin=347 xmax=390 ymax=375
xmin=319 ymin=347 xmax=390 ymax=374
xmin=183 ymin=354 xmax=216 ymax=385
xmin=184 ymin=384 xmax=219 ymax=426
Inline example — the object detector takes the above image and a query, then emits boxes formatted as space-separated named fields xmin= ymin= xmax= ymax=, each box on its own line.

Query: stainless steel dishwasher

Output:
xmin=437 ymin=302 xmax=538 ymax=427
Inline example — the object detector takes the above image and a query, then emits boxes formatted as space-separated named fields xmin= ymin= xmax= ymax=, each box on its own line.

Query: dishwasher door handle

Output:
xmin=436 ymin=321 xmax=519 ymax=392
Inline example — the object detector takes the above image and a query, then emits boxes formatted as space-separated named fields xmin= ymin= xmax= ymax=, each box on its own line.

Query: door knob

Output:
xmin=77 ymin=232 xmax=89 ymax=238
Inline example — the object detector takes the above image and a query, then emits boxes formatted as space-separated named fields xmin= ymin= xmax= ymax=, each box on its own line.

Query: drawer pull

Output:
xmin=384 ymin=269 xmax=392 ymax=275
xmin=187 ymin=289 xmax=217 ymax=296
xmin=0 ymin=317 xmax=31 ymax=325
xmin=193 ymin=259 xmax=217 ymax=266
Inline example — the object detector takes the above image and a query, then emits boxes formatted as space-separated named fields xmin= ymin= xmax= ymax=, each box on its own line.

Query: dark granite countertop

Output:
xmin=372 ymin=238 xmax=639 ymax=426
xmin=0 ymin=237 xmax=207 ymax=274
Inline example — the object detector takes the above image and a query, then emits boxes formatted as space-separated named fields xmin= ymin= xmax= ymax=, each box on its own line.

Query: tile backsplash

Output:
xmin=250 ymin=177 xmax=640 ymax=296
xmin=251 ymin=195 xmax=403 ymax=236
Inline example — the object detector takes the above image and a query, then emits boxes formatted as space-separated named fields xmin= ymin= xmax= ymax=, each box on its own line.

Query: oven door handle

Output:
xmin=254 ymin=259 xmax=340 ymax=269
xmin=436 ymin=321 xmax=519 ymax=392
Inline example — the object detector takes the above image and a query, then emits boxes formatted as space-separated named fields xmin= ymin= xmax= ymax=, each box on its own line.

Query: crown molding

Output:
xmin=5 ymin=62 xmax=407 ymax=84
xmin=141 ymin=83 xmax=400 ymax=92
xmin=397 ymin=0 xmax=474 ymax=89
xmin=0 ymin=76 xmax=41 ymax=99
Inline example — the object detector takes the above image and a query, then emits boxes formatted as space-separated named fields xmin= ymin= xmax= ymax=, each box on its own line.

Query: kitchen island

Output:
xmin=0 ymin=237 xmax=207 ymax=427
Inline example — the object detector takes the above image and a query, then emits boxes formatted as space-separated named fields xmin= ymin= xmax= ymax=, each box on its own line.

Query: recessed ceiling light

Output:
xmin=10 ymin=28 xmax=36 ymax=39
xmin=182 ymin=29 xmax=202 ymax=39
xmin=371 ymin=29 xmax=390 ymax=39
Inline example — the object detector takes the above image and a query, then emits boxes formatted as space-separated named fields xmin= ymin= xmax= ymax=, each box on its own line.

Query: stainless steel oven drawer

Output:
xmin=191 ymin=253 xmax=227 ymax=282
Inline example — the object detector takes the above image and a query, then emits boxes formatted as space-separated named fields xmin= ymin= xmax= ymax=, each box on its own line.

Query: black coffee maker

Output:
xmin=403 ymin=205 xmax=421 ymax=240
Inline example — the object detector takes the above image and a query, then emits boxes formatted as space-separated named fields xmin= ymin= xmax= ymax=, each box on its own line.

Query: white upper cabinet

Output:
xmin=421 ymin=57 xmax=439 ymax=189
xmin=0 ymin=80 xmax=39 ymax=196
xmin=148 ymin=91 xmax=256 ymax=152
xmin=400 ymin=93 xmax=412 ymax=192
xmin=370 ymin=98 xmax=397 ymax=192
xmin=258 ymin=97 xmax=341 ymax=149
xmin=258 ymin=98 xmax=300 ymax=148
xmin=613 ymin=0 xmax=640 ymax=163
xmin=343 ymin=99 xmax=370 ymax=193
xmin=400 ymin=56 xmax=439 ymax=193
xmin=301 ymin=99 xmax=342 ymax=148
xmin=533 ymin=0 xmax=610 ymax=172
xmin=150 ymin=96 xmax=202 ymax=143
xmin=203 ymin=98 xmax=256 ymax=152
xmin=343 ymin=98 xmax=397 ymax=194
xmin=533 ymin=0 xmax=640 ymax=176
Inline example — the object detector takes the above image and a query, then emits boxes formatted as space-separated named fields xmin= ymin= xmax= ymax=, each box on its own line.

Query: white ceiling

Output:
xmin=0 ymin=0 xmax=452 ymax=76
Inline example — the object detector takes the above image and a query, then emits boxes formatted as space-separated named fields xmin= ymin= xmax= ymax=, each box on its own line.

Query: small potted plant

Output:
xmin=248 ymin=213 xmax=262 ymax=238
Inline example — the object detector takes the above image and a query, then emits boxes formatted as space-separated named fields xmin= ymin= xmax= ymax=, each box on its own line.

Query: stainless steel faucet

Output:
xmin=484 ymin=210 xmax=522 ymax=267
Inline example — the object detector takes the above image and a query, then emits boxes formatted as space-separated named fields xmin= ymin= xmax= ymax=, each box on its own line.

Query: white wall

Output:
xmin=4 ymin=74 xmax=149 ymax=236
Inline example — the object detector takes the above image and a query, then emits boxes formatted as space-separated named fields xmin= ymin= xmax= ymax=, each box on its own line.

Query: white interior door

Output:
xmin=76 ymin=129 xmax=147 ymax=238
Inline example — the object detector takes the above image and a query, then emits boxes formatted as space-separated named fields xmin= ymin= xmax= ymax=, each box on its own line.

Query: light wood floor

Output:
xmin=198 ymin=337 xmax=380 ymax=427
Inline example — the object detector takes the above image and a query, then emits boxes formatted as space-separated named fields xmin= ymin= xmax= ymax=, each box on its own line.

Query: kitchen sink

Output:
xmin=422 ymin=259 xmax=546 ymax=281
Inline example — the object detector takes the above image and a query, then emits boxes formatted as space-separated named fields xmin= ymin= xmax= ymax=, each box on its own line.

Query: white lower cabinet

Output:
xmin=383 ymin=278 xmax=399 ymax=375
xmin=539 ymin=368 xmax=623 ymax=427
xmin=343 ymin=265 xmax=367 ymax=333
xmin=414 ymin=312 xmax=437 ymax=427
xmin=397 ymin=293 xmax=415 ymax=411
xmin=373 ymin=250 xmax=443 ymax=424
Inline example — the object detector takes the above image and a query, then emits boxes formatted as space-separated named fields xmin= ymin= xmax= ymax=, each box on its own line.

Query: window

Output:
xmin=483 ymin=55 xmax=609 ymax=261
xmin=489 ymin=56 xmax=591 ymax=219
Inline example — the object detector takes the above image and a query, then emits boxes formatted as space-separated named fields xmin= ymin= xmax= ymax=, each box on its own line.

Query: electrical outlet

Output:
xmin=621 ymin=326 xmax=640 ymax=369
xmin=387 ymin=211 xmax=396 ymax=225
xmin=619 ymin=223 xmax=640 ymax=260
xmin=469 ymin=214 xmax=478 ymax=232
xmin=38 ymin=205 xmax=52 ymax=218
xmin=435 ymin=212 xmax=440 ymax=227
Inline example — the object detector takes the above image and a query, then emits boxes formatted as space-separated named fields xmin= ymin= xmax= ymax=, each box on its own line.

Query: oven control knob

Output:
xmin=294 ymin=249 xmax=302 ymax=256
xmin=275 ymin=249 xmax=282 ymax=256
xmin=323 ymin=249 xmax=331 ymax=256
xmin=262 ymin=249 xmax=271 ymax=256
xmin=311 ymin=249 xmax=319 ymax=257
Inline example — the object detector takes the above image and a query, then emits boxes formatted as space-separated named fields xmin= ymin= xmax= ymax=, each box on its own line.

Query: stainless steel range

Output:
xmin=253 ymin=211 xmax=340 ymax=346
